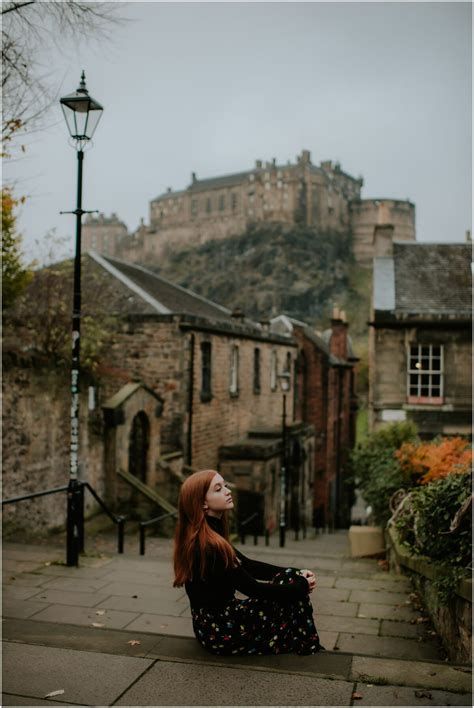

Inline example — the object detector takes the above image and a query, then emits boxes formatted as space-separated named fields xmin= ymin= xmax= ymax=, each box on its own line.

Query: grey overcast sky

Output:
xmin=5 ymin=1 xmax=472 ymax=263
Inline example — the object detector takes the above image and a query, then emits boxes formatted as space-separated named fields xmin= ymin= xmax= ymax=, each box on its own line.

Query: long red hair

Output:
xmin=173 ymin=469 xmax=237 ymax=587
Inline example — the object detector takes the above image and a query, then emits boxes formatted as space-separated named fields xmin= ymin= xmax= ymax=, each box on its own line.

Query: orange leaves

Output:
xmin=395 ymin=437 xmax=472 ymax=485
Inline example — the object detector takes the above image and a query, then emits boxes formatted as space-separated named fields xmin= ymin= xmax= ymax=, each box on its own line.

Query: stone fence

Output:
xmin=386 ymin=526 xmax=472 ymax=664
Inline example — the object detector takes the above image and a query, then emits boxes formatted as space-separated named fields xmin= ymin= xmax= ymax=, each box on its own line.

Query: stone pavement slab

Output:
xmin=31 ymin=589 xmax=110 ymax=607
xmin=2 ymin=598 xmax=51 ymax=620
xmin=98 ymin=579 xmax=181 ymax=599
xmin=2 ymin=585 xmax=44 ymax=600
xmin=97 ymin=569 xmax=175 ymax=586
xmin=316 ymin=614 xmax=380 ymax=635
xmin=29 ymin=603 xmax=140 ymax=630
xmin=353 ymin=682 xmax=472 ymax=706
xmin=99 ymin=594 xmax=186 ymax=616
xmin=39 ymin=576 xmax=111 ymax=593
xmin=315 ymin=587 xmax=351 ymax=602
xmin=314 ymin=599 xmax=358 ymax=617
xmin=124 ymin=612 xmax=194 ymax=636
xmin=351 ymin=655 xmax=472 ymax=693
xmin=2 ymin=641 xmax=153 ymax=705
xmin=380 ymin=619 xmax=426 ymax=639
xmin=335 ymin=576 xmax=411 ymax=592
xmin=2 ymin=572 xmax=46 ymax=587
xmin=114 ymin=659 xmax=355 ymax=706
xmin=336 ymin=632 xmax=442 ymax=662
xmin=358 ymin=602 xmax=418 ymax=622
xmin=3 ymin=693 xmax=85 ymax=706
xmin=349 ymin=589 xmax=410 ymax=605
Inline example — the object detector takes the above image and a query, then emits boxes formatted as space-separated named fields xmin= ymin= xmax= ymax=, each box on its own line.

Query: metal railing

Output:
xmin=139 ymin=509 xmax=178 ymax=556
xmin=239 ymin=512 xmax=261 ymax=545
xmin=1 ymin=481 xmax=126 ymax=559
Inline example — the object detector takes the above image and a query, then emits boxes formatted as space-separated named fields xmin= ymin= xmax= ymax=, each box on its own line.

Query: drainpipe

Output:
xmin=187 ymin=334 xmax=195 ymax=466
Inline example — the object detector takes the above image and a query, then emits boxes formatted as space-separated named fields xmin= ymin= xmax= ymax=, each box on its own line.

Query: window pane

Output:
xmin=409 ymin=374 xmax=418 ymax=386
xmin=421 ymin=387 xmax=429 ymax=396
xmin=421 ymin=374 xmax=429 ymax=386
xmin=421 ymin=346 xmax=430 ymax=357
xmin=431 ymin=357 xmax=441 ymax=371
xmin=432 ymin=374 xmax=441 ymax=386
xmin=409 ymin=385 xmax=418 ymax=395
xmin=431 ymin=386 xmax=441 ymax=396
xmin=432 ymin=345 xmax=441 ymax=357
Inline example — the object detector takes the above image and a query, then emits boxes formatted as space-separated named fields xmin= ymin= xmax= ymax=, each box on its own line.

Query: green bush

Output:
xmin=350 ymin=421 xmax=419 ymax=525
xmin=394 ymin=472 xmax=471 ymax=567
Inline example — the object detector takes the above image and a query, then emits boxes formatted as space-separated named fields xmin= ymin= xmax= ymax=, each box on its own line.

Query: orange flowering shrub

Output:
xmin=395 ymin=437 xmax=472 ymax=485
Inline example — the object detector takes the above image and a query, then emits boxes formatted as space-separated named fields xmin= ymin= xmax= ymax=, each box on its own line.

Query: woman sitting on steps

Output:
xmin=173 ymin=469 xmax=323 ymax=656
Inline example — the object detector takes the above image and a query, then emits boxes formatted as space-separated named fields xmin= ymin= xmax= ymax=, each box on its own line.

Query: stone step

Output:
xmin=3 ymin=618 xmax=471 ymax=695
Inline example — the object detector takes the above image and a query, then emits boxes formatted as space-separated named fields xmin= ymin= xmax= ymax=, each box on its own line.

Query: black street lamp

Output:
xmin=277 ymin=371 xmax=290 ymax=547
xmin=60 ymin=72 xmax=103 ymax=566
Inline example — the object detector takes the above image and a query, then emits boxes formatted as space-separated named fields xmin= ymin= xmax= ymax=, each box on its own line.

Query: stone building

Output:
xmin=82 ymin=213 xmax=128 ymax=257
xmin=4 ymin=252 xmax=328 ymax=536
xmin=270 ymin=311 xmax=358 ymax=529
xmin=369 ymin=239 xmax=471 ymax=438
xmin=81 ymin=149 xmax=416 ymax=268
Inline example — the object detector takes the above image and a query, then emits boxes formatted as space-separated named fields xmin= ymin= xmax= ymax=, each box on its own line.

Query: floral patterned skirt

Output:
xmin=191 ymin=569 xmax=321 ymax=656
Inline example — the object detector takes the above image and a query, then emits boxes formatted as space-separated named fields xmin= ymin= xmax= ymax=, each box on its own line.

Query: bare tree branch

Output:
xmin=2 ymin=1 xmax=126 ymax=155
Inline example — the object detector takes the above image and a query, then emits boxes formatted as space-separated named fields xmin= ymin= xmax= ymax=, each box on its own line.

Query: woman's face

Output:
xmin=204 ymin=473 xmax=234 ymax=518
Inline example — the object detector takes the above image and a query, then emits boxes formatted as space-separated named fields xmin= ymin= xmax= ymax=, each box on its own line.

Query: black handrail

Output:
xmin=2 ymin=485 xmax=69 ymax=505
xmin=239 ymin=511 xmax=260 ymax=545
xmin=2 ymin=481 xmax=127 ymax=556
xmin=82 ymin=483 xmax=126 ymax=554
xmin=139 ymin=510 xmax=177 ymax=556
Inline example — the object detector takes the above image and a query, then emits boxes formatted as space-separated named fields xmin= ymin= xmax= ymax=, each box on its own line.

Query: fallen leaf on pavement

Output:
xmin=415 ymin=690 xmax=432 ymax=699
xmin=358 ymin=614 xmax=367 ymax=618
xmin=127 ymin=640 xmax=141 ymax=646
xmin=96 ymin=610 xmax=105 ymax=615
xmin=92 ymin=622 xmax=104 ymax=628
xmin=160 ymin=624 xmax=168 ymax=628
xmin=44 ymin=690 xmax=65 ymax=698
xmin=44 ymin=562 xmax=51 ymax=566
xmin=351 ymin=692 xmax=363 ymax=700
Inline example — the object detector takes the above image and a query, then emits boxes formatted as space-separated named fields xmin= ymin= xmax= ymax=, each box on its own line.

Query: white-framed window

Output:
xmin=407 ymin=343 xmax=444 ymax=404
xmin=229 ymin=345 xmax=239 ymax=395
xmin=270 ymin=350 xmax=277 ymax=391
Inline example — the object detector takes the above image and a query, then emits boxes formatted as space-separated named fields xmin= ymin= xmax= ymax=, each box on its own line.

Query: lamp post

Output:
xmin=60 ymin=72 xmax=103 ymax=566
xmin=277 ymin=371 xmax=290 ymax=548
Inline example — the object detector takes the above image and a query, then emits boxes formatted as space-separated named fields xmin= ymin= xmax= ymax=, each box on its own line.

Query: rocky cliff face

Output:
xmin=151 ymin=222 xmax=371 ymax=338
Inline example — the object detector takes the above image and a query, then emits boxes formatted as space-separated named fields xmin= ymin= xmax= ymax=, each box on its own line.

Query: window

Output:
xmin=219 ymin=195 xmax=225 ymax=211
xmin=270 ymin=350 xmax=277 ymax=391
xmin=229 ymin=345 xmax=239 ymax=395
xmin=407 ymin=344 xmax=443 ymax=404
xmin=231 ymin=193 xmax=238 ymax=211
xmin=206 ymin=197 xmax=212 ymax=214
xmin=191 ymin=199 xmax=198 ymax=216
xmin=253 ymin=348 xmax=261 ymax=394
xmin=200 ymin=341 xmax=212 ymax=402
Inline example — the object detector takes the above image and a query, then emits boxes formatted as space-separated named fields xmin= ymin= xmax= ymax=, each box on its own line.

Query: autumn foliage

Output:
xmin=395 ymin=437 xmax=472 ymax=485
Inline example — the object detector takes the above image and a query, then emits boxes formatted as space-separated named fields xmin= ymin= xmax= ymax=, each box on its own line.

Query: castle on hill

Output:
xmin=83 ymin=149 xmax=416 ymax=267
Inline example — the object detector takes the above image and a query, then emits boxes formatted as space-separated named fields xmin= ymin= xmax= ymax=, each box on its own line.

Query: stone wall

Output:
xmin=387 ymin=527 xmax=472 ymax=664
xmin=2 ymin=363 xmax=104 ymax=537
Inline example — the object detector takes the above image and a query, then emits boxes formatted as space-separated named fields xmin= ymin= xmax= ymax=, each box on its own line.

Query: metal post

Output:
xmin=140 ymin=524 xmax=145 ymax=556
xmin=118 ymin=518 xmax=125 ymax=554
xmin=77 ymin=482 xmax=85 ymax=553
xmin=67 ymin=149 xmax=84 ymax=567
xmin=265 ymin=529 xmax=269 ymax=546
xmin=279 ymin=393 xmax=287 ymax=548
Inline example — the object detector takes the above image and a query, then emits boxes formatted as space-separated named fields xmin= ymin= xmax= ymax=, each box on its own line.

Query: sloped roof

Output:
xmin=90 ymin=251 xmax=236 ymax=323
xmin=374 ymin=242 xmax=472 ymax=317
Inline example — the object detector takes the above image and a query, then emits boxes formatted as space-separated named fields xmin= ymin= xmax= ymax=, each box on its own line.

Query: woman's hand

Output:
xmin=299 ymin=569 xmax=316 ymax=593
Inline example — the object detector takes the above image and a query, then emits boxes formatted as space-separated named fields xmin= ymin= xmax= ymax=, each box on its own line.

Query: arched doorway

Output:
xmin=128 ymin=411 xmax=150 ymax=484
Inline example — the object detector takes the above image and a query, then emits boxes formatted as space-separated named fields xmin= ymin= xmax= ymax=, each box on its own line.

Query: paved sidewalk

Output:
xmin=2 ymin=530 xmax=472 ymax=706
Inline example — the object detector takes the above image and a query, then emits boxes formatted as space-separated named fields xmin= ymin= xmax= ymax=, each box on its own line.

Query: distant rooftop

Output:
xmin=374 ymin=242 xmax=472 ymax=317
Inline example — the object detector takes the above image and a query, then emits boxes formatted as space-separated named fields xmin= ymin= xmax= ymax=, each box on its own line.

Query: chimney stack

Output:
xmin=231 ymin=307 xmax=245 ymax=322
xmin=330 ymin=307 xmax=349 ymax=359
xmin=373 ymin=224 xmax=395 ymax=257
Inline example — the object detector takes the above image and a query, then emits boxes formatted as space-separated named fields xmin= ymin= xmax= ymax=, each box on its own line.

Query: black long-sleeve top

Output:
xmin=184 ymin=516 xmax=309 ymax=610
